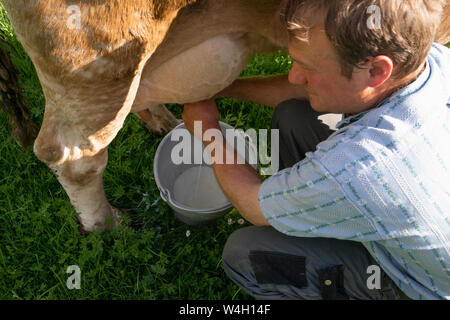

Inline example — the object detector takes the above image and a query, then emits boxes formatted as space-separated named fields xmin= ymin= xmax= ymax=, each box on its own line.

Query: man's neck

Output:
xmin=351 ymin=61 xmax=427 ymax=116
xmin=377 ymin=62 xmax=427 ymax=105
xmin=388 ymin=62 xmax=427 ymax=97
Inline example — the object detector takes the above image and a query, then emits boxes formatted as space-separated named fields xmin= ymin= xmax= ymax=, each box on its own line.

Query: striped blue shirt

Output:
xmin=258 ymin=43 xmax=450 ymax=300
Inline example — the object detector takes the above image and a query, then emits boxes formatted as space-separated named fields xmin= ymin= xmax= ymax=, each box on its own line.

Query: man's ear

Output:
xmin=367 ymin=56 xmax=394 ymax=88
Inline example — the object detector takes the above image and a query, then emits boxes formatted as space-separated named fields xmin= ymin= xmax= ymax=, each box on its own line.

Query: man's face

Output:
xmin=288 ymin=28 xmax=372 ymax=114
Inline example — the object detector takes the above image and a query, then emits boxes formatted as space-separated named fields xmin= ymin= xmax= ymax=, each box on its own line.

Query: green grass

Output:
xmin=0 ymin=4 xmax=291 ymax=299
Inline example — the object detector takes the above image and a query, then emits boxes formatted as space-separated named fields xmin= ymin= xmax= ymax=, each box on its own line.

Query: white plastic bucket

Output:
xmin=153 ymin=121 xmax=257 ymax=225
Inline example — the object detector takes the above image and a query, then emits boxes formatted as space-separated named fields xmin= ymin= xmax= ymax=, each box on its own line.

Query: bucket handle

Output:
xmin=159 ymin=187 xmax=170 ymax=203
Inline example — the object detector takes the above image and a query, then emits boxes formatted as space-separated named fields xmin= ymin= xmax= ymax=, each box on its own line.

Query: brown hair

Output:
xmin=283 ymin=0 xmax=446 ymax=79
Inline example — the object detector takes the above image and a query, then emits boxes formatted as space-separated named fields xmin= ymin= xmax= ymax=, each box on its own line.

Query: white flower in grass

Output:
xmin=238 ymin=218 xmax=245 ymax=225
xmin=228 ymin=218 xmax=234 ymax=225
xmin=185 ymin=230 xmax=191 ymax=237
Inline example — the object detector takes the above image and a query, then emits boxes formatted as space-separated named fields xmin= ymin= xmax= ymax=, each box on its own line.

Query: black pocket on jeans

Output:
xmin=249 ymin=251 xmax=307 ymax=289
xmin=317 ymin=265 xmax=349 ymax=300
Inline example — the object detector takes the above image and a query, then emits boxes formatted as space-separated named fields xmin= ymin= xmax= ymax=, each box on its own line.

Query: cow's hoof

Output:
xmin=117 ymin=208 xmax=142 ymax=231
xmin=77 ymin=206 xmax=123 ymax=234
xmin=105 ymin=206 xmax=123 ymax=229
xmin=136 ymin=105 xmax=182 ymax=136
xmin=144 ymin=117 xmax=182 ymax=136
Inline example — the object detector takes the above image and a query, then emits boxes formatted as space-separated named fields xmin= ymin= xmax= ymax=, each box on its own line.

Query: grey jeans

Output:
xmin=222 ymin=100 xmax=409 ymax=300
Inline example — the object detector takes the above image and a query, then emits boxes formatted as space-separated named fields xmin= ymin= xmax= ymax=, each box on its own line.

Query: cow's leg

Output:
xmin=34 ymin=110 xmax=120 ymax=233
xmin=134 ymin=104 xmax=181 ymax=136
xmin=50 ymin=147 xmax=120 ymax=233
xmin=33 ymin=80 xmax=136 ymax=233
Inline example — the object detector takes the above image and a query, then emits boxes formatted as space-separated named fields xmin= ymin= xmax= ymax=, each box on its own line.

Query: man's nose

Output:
xmin=288 ymin=66 xmax=307 ymax=85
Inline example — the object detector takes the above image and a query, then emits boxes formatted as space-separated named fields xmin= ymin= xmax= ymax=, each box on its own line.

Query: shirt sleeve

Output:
xmin=258 ymin=155 xmax=378 ymax=241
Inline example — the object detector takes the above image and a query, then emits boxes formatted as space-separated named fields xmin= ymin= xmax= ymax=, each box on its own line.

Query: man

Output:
xmin=182 ymin=0 xmax=450 ymax=300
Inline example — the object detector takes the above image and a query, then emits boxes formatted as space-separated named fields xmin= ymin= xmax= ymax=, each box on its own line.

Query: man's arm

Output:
xmin=214 ymin=74 xmax=308 ymax=107
xmin=212 ymin=137 xmax=269 ymax=226
xmin=182 ymin=100 xmax=269 ymax=226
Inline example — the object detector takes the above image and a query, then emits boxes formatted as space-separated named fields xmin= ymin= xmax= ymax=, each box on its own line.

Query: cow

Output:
xmin=1 ymin=0 xmax=449 ymax=233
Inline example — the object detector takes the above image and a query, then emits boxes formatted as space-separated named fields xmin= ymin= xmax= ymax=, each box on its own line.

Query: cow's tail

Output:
xmin=0 ymin=38 xmax=37 ymax=149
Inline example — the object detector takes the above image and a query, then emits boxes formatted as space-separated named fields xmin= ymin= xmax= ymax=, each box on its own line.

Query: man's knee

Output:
xmin=222 ymin=226 xmax=276 ymax=267
xmin=222 ymin=227 xmax=252 ymax=273
xmin=270 ymin=99 xmax=334 ymax=168
xmin=271 ymin=99 xmax=316 ymax=132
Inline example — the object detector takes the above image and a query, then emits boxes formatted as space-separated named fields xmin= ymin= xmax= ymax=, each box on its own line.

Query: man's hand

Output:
xmin=182 ymin=99 xmax=269 ymax=227
xmin=182 ymin=100 xmax=220 ymax=139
